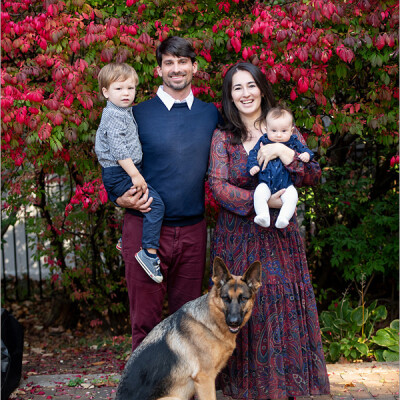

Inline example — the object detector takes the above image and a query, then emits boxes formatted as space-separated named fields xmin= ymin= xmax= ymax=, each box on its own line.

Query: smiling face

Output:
xmin=265 ymin=112 xmax=293 ymax=143
xmin=231 ymin=70 xmax=262 ymax=120
xmin=102 ymin=77 xmax=136 ymax=108
xmin=157 ymin=54 xmax=198 ymax=99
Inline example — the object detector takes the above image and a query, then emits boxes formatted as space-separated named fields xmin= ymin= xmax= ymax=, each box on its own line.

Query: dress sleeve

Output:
xmin=208 ymin=129 xmax=255 ymax=216
xmin=286 ymin=127 xmax=321 ymax=187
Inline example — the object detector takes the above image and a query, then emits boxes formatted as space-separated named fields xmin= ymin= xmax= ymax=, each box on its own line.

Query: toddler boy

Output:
xmin=95 ymin=63 xmax=164 ymax=283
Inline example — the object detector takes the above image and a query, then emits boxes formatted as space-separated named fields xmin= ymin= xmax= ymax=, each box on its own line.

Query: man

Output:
xmin=113 ymin=36 xmax=220 ymax=349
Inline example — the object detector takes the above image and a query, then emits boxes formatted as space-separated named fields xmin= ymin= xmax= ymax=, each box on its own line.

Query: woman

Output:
xmin=209 ymin=62 xmax=330 ymax=399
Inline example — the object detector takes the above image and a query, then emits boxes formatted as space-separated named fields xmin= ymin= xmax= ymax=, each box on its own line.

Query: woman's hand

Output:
xmin=257 ymin=142 xmax=295 ymax=170
xmin=267 ymin=188 xmax=285 ymax=209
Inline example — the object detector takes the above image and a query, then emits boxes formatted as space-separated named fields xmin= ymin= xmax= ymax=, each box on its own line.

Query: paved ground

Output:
xmin=10 ymin=362 xmax=399 ymax=400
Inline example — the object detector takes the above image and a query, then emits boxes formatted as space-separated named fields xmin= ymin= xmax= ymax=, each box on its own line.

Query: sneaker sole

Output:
xmin=135 ymin=253 xmax=163 ymax=283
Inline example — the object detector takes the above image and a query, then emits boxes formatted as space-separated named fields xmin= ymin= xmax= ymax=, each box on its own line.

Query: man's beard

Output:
xmin=164 ymin=74 xmax=191 ymax=91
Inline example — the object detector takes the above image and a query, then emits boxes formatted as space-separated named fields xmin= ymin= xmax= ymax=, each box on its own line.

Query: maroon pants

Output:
xmin=121 ymin=213 xmax=207 ymax=350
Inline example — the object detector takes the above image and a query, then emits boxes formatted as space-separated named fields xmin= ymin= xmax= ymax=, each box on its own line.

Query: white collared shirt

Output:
xmin=156 ymin=85 xmax=194 ymax=111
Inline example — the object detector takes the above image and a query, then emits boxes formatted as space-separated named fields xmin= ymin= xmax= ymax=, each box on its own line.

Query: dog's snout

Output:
xmin=226 ymin=300 xmax=243 ymax=327
xmin=226 ymin=314 xmax=241 ymax=326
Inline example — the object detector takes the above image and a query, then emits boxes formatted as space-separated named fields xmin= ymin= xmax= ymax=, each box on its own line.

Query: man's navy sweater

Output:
xmin=130 ymin=96 xmax=220 ymax=226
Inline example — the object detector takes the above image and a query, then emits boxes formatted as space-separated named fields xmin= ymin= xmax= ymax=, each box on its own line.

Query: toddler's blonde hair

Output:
xmin=98 ymin=63 xmax=139 ymax=100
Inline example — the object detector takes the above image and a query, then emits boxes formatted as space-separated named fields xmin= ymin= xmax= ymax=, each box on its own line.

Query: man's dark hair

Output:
xmin=156 ymin=36 xmax=196 ymax=66
xmin=220 ymin=62 xmax=276 ymax=145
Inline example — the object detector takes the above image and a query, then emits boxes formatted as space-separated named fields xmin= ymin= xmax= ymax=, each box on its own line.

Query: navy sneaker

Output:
xmin=135 ymin=250 xmax=163 ymax=283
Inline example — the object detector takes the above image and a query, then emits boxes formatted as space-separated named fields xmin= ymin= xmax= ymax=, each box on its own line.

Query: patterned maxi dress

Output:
xmin=208 ymin=129 xmax=330 ymax=400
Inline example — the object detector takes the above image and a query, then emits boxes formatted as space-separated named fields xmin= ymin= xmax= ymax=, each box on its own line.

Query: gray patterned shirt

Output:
xmin=95 ymin=101 xmax=142 ymax=168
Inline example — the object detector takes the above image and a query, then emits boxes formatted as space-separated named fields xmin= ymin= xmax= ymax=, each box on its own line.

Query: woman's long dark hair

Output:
xmin=220 ymin=62 xmax=276 ymax=145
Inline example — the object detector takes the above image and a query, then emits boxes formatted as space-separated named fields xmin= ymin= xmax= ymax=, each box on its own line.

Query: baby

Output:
xmin=95 ymin=63 xmax=164 ymax=283
xmin=247 ymin=106 xmax=314 ymax=229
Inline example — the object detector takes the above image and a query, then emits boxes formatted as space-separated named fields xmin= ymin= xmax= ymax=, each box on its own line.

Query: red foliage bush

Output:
xmin=1 ymin=0 xmax=398 ymax=324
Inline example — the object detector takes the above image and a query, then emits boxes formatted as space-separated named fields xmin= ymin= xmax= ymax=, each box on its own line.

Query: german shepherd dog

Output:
xmin=116 ymin=257 xmax=262 ymax=400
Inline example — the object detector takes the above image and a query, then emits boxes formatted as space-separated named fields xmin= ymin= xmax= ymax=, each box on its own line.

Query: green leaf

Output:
xmin=78 ymin=120 xmax=89 ymax=133
xmin=371 ymin=305 xmax=388 ymax=321
xmin=388 ymin=344 xmax=399 ymax=353
xmin=49 ymin=137 xmax=63 ymax=152
xmin=351 ymin=306 xmax=368 ymax=326
xmin=374 ymin=349 xmax=385 ymax=362
xmin=1 ymin=213 xmax=18 ymax=229
xmin=355 ymin=342 xmax=368 ymax=356
xmin=336 ymin=64 xmax=347 ymax=79
xmin=329 ymin=342 xmax=341 ymax=361
xmin=307 ymin=136 xmax=318 ymax=150
xmin=354 ymin=59 xmax=363 ymax=71
xmin=320 ymin=311 xmax=336 ymax=328
xmin=367 ymin=299 xmax=378 ymax=313
xmin=380 ymin=72 xmax=390 ymax=85
xmin=383 ymin=350 xmax=399 ymax=362
xmin=385 ymin=328 xmax=399 ymax=341
xmin=304 ymin=117 xmax=314 ymax=130
xmin=372 ymin=330 xmax=397 ymax=347
xmin=339 ymin=299 xmax=352 ymax=319
xmin=146 ymin=52 xmax=156 ymax=63
xmin=370 ymin=53 xmax=383 ymax=67
xmin=390 ymin=319 xmax=399 ymax=331
xmin=215 ymin=37 xmax=224 ymax=47
xmin=333 ymin=318 xmax=350 ymax=330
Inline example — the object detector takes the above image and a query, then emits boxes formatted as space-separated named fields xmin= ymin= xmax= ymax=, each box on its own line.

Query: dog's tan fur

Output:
xmin=116 ymin=257 xmax=262 ymax=400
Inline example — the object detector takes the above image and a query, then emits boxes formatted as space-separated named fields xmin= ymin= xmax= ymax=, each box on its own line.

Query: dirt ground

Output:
xmin=4 ymin=297 xmax=132 ymax=380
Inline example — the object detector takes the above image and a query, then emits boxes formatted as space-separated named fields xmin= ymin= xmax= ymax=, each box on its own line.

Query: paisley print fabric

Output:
xmin=208 ymin=129 xmax=330 ymax=399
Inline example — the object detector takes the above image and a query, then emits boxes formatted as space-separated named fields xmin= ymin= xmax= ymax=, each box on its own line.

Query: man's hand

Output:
xmin=116 ymin=187 xmax=153 ymax=212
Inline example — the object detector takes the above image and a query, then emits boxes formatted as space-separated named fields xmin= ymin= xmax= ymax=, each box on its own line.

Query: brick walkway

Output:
xmin=11 ymin=362 xmax=399 ymax=400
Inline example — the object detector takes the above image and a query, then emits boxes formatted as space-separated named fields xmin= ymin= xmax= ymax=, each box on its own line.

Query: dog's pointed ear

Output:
xmin=242 ymin=261 xmax=262 ymax=293
xmin=212 ymin=257 xmax=232 ymax=288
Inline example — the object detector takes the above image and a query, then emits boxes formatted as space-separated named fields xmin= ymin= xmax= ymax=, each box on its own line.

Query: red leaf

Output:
xmin=70 ymin=40 xmax=80 ymax=53
xmin=375 ymin=34 xmax=385 ymax=50
xmin=276 ymin=30 xmax=287 ymax=43
xmin=297 ymin=76 xmax=309 ymax=94
xmin=231 ymin=36 xmax=241 ymax=53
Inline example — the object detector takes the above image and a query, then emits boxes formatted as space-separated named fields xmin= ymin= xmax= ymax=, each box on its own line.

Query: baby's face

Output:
xmin=265 ymin=114 xmax=293 ymax=143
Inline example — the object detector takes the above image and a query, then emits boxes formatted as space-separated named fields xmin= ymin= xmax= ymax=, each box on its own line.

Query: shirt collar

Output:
xmin=156 ymin=85 xmax=194 ymax=111
xmin=106 ymin=100 xmax=132 ymax=114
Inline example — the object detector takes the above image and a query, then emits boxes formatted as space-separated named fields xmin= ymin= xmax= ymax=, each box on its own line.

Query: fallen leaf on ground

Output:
xmin=49 ymin=326 xmax=65 ymax=333
xmin=30 ymin=347 xmax=44 ymax=354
